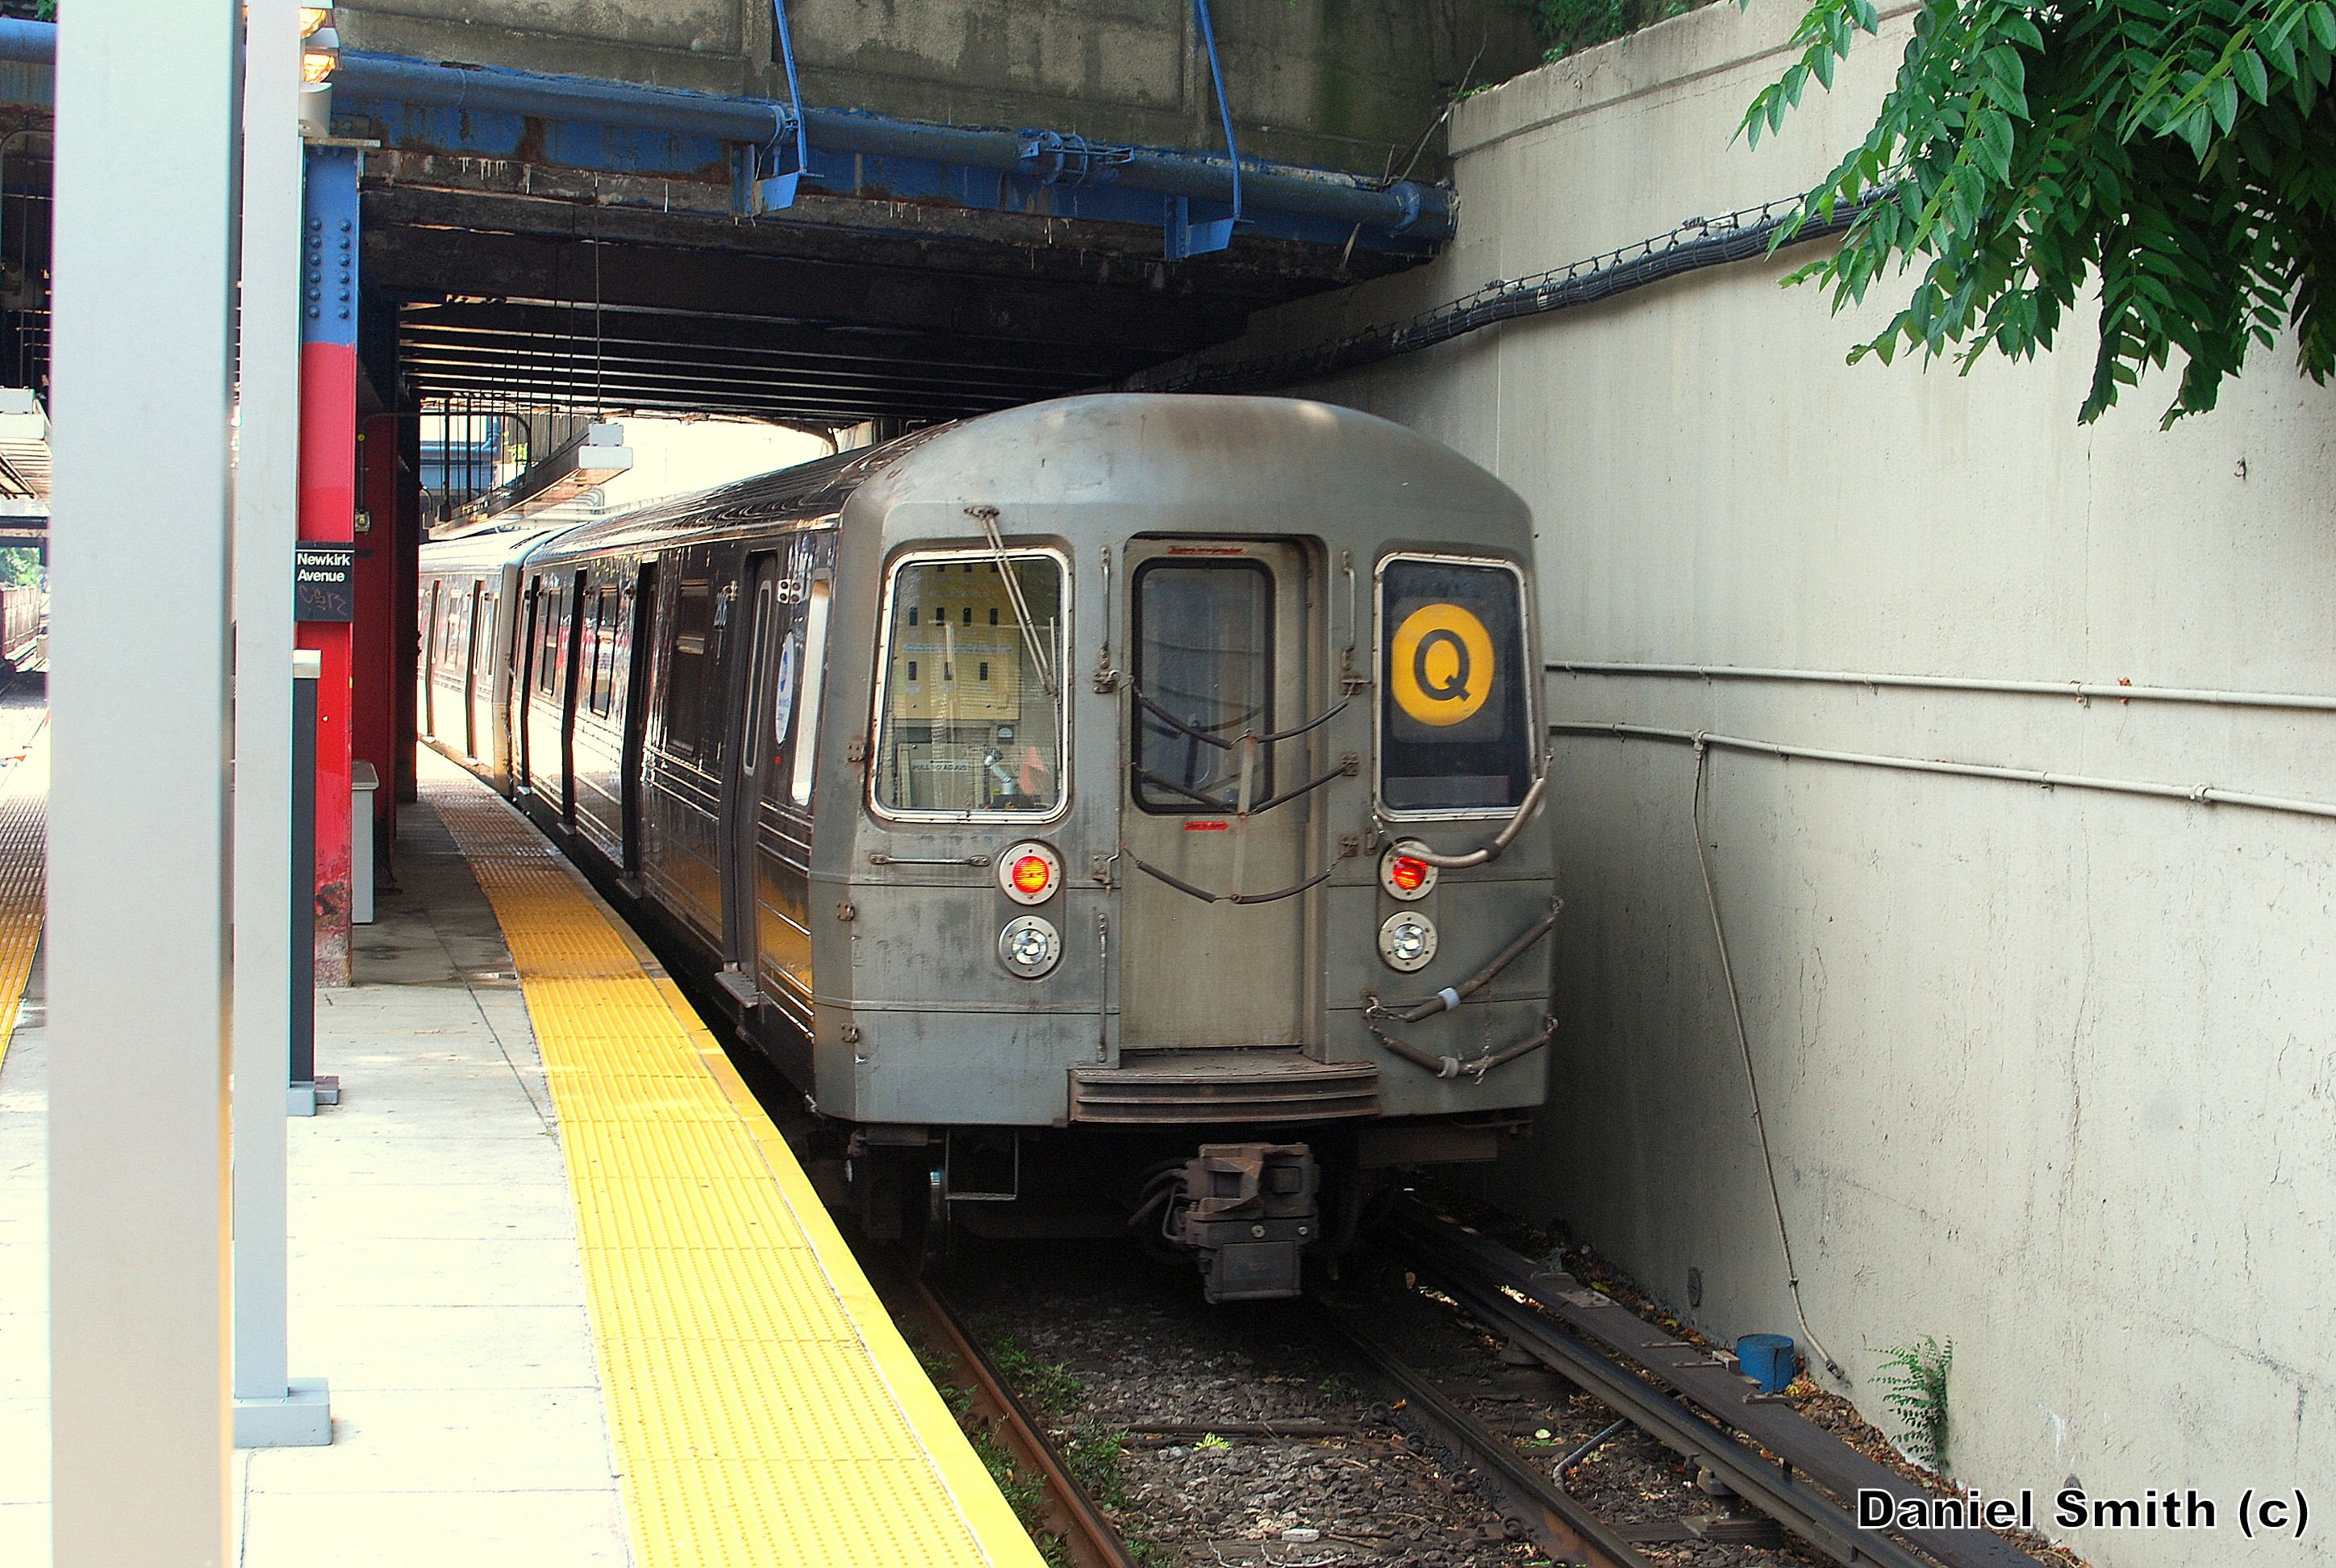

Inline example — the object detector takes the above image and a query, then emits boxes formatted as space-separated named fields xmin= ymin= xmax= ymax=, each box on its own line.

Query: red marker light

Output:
xmin=1388 ymin=856 xmax=1430 ymax=893
xmin=1011 ymin=854 xmax=1053 ymax=898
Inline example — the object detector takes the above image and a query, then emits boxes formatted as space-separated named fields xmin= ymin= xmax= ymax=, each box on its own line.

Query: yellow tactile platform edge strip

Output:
xmin=0 ymin=718 xmax=47 ymax=1071
xmin=423 ymin=765 xmax=1040 ymax=1568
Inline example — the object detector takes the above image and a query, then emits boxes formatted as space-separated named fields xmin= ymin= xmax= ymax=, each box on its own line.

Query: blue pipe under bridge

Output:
xmin=0 ymin=19 xmax=1451 ymax=261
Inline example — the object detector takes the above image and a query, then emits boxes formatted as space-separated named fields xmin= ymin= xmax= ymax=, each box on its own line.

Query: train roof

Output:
xmin=500 ymin=394 xmax=1525 ymax=567
xmin=417 ymin=522 xmax=574 ymax=573
xmin=508 ymin=423 xmax=950 ymax=564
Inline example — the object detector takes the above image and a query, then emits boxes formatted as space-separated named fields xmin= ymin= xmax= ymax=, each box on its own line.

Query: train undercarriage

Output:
xmin=812 ymin=1114 xmax=1530 ymax=1302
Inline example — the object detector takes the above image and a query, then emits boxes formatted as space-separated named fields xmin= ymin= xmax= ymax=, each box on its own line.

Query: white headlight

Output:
xmin=1378 ymin=911 xmax=1438 ymax=973
xmin=998 ymin=915 xmax=1062 ymax=979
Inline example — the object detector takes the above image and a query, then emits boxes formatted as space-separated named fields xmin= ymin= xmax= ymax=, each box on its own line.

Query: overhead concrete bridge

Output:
xmin=320 ymin=0 xmax=1539 ymax=422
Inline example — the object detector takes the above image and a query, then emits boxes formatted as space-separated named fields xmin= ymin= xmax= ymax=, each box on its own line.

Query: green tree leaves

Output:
xmin=1502 ymin=0 xmax=1700 ymax=60
xmin=1740 ymin=0 xmax=2336 ymax=423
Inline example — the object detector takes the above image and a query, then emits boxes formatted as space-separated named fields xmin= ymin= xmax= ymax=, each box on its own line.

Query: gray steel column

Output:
xmin=48 ymin=3 xmax=242 ymax=1564
xmin=233 ymin=0 xmax=298 ymax=1403
xmin=232 ymin=0 xmax=331 ymax=1449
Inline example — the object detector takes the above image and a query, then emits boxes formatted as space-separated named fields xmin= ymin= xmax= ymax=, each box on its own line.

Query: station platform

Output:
xmin=0 ymin=740 xmax=1040 ymax=1567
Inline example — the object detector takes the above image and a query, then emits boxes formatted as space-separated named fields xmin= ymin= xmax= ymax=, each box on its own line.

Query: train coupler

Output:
xmin=1164 ymin=1142 xmax=1320 ymax=1303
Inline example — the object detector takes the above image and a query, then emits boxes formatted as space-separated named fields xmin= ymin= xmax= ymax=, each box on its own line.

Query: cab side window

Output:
xmin=873 ymin=553 xmax=1066 ymax=816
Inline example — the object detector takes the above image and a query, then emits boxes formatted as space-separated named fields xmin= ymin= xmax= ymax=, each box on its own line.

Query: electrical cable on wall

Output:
xmin=1690 ymin=734 xmax=1850 ymax=1387
xmin=1126 ymin=191 xmax=1880 ymax=396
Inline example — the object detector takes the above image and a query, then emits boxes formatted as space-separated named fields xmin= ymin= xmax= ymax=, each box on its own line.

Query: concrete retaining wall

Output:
xmin=1220 ymin=3 xmax=2336 ymax=1561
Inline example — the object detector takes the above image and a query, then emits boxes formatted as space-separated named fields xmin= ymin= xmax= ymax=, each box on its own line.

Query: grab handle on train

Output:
xmin=1388 ymin=754 xmax=1552 ymax=869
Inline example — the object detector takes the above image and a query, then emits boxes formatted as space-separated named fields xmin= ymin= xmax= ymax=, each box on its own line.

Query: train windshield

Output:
xmin=1378 ymin=556 xmax=1533 ymax=814
xmin=874 ymin=550 xmax=1066 ymax=818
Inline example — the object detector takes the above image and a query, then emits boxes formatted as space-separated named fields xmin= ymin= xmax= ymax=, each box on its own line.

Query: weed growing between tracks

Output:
xmin=902 ymin=1328 xmax=1068 ymax=1562
xmin=964 ymin=1316 xmax=1165 ymax=1566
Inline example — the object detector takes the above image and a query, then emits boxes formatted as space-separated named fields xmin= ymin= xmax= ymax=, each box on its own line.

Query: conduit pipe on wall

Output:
xmin=1553 ymin=720 xmax=2336 ymax=823
xmin=1553 ymin=661 xmax=2336 ymax=715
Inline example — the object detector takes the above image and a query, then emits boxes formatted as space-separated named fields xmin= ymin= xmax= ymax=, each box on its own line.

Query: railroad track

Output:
xmin=884 ymin=1269 xmax=1141 ymax=1568
xmin=1308 ymin=1292 xmax=1650 ymax=1567
xmin=1371 ymin=1195 xmax=2050 ymax=1568
xmin=911 ymin=1252 xmax=1795 ymax=1568
xmin=873 ymin=1205 xmax=2054 ymax=1568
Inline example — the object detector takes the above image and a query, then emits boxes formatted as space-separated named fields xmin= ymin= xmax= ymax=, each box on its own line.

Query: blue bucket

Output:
xmin=1737 ymin=1333 xmax=1796 ymax=1393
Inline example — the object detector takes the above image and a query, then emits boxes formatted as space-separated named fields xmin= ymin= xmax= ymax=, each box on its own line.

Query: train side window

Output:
xmin=665 ymin=579 xmax=715 ymax=758
xmin=535 ymin=582 xmax=561 ymax=695
xmin=789 ymin=578 xmax=831 ymax=807
xmin=446 ymin=591 xmax=470 ymax=676
xmin=609 ymin=586 xmax=636 ymax=723
xmin=588 ymin=586 xmax=619 ymax=717
xmin=740 ymin=578 xmax=775 ymax=777
xmin=1376 ymin=555 xmax=1533 ymax=815
xmin=469 ymin=587 xmax=484 ymax=669
xmin=872 ymin=550 xmax=1065 ymax=819
xmin=1131 ymin=561 xmax=1274 ymax=812
xmin=577 ymin=593 xmax=596 ymax=712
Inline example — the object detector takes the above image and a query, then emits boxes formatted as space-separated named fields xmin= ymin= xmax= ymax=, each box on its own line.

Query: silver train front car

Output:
xmin=420 ymin=394 xmax=1557 ymax=1303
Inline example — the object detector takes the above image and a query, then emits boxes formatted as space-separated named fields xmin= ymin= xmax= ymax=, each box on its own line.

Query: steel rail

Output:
xmin=1379 ymin=1201 xmax=2047 ymax=1568
xmin=1310 ymin=1293 xmax=1649 ymax=1568
xmin=1385 ymin=1239 xmax=1929 ymax=1568
xmin=897 ymin=1278 xmax=1141 ymax=1568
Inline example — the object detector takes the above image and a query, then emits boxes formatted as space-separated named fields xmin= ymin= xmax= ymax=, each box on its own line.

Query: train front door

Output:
xmin=1118 ymin=539 xmax=1324 ymax=1052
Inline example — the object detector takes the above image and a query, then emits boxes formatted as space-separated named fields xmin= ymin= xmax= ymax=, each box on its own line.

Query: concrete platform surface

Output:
xmin=0 ymin=798 xmax=633 ymax=1565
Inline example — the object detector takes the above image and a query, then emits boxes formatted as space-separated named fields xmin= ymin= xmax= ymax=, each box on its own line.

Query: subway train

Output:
xmin=0 ymin=584 xmax=44 ymax=672
xmin=419 ymin=394 xmax=1556 ymax=1301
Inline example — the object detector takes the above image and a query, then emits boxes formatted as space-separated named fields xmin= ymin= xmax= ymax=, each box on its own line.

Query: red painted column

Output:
xmin=298 ymin=145 xmax=361 ymax=986
xmin=354 ymin=415 xmax=399 ymax=868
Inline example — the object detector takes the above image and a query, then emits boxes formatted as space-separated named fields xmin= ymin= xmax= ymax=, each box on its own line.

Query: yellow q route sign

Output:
xmin=1391 ymin=603 xmax=1495 ymax=726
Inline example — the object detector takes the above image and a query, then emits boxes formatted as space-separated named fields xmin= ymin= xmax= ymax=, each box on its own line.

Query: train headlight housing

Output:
xmin=999 ymin=915 xmax=1062 ymax=979
xmin=1379 ymin=841 xmax=1438 ymax=901
xmin=998 ymin=840 xmax=1062 ymax=904
xmin=1378 ymin=911 xmax=1437 ymax=973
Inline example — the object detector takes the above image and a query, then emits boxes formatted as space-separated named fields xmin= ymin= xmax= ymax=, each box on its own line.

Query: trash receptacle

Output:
xmin=1736 ymin=1333 xmax=1796 ymax=1394
xmin=352 ymin=761 xmax=378 ymax=924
